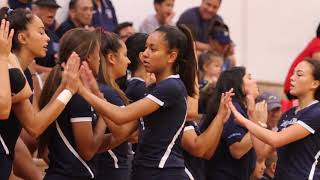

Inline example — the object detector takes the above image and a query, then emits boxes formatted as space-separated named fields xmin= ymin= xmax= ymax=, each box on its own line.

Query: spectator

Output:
xmin=283 ymin=23 xmax=320 ymax=100
xmin=197 ymin=51 xmax=223 ymax=114
xmin=257 ymin=92 xmax=282 ymax=131
xmin=55 ymin=0 xmax=93 ymax=38
xmin=32 ymin=0 xmax=60 ymax=75
xmin=251 ymin=158 xmax=266 ymax=180
xmin=139 ymin=0 xmax=175 ymax=34
xmin=114 ymin=22 xmax=136 ymax=42
xmin=92 ymin=0 xmax=118 ymax=31
xmin=208 ymin=21 xmax=236 ymax=71
xmin=260 ymin=152 xmax=277 ymax=180
xmin=177 ymin=0 xmax=223 ymax=52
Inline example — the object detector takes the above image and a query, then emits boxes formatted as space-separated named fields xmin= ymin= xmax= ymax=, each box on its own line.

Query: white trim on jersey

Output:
xmin=158 ymin=98 xmax=187 ymax=168
xmin=70 ymin=117 xmax=92 ymax=123
xmin=146 ymin=94 xmax=164 ymax=106
xmin=0 ymin=133 xmax=9 ymax=155
xmin=55 ymin=121 xmax=95 ymax=178
xmin=308 ymin=150 xmax=320 ymax=180
xmin=185 ymin=167 xmax=195 ymax=180
xmin=184 ymin=126 xmax=195 ymax=132
xmin=296 ymin=120 xmax=315 ymax=134
xmin=107 ymin=150 xmax=119 ymax=168
xmin=129 ymin=77 xmax=145 ymax=82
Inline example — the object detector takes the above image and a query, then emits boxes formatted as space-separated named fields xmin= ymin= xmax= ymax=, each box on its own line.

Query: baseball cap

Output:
xmin=257 ymin=92 xmax=281 ymax=111
xmin=33 ymin=0 xmax=61 ymax=8
xmin=210 ymin=30 xmax=231 ymax=45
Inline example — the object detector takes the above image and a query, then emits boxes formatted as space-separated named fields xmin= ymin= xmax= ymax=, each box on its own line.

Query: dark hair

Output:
xmin=155 ymin=25 xmax=197 ymax=97
xmin=304 ymin=58 xmax=320 ymax=100
xmin=154 ymin=0 xmax=166 ymax=4
xmin=97 ymin=31 xmax=130 ymax=104
xmin=208 ymin=20 xmax=229 ymax=39
xmin=317 ymin=23 xmax=320 ymax=38
xmin=125 ymin=33 xmax=148 ymax=73
xmin=0 ymin=7 xmax=34 ymax=51
xmin=114 ymin=22 xmax=133 ymax=35
xmin=39 ymin=28 xmax=99 ymax=109
xmin=69 ymin=0 xmax=78 ymax=10
xmin=202 ymin=66 xmax=246 ymax=130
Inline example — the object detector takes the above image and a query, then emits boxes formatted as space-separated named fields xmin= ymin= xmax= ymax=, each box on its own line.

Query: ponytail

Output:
xmin=155 ymin=25 xmax=197 ymax=97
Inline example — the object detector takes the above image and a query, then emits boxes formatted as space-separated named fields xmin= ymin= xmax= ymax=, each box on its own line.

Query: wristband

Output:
xmin=57 ymin=89 xmax=73 ymax=105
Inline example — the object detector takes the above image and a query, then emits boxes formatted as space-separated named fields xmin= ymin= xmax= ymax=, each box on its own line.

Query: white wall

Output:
xmin=2 ymin=0 xmax=320 ymax=84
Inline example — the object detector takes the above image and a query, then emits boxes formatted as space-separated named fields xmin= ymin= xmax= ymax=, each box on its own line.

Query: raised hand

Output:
xmin=0 ymin=19 xmax=14 ymax=60
xmin=228 ymin=101 xmax=249 ymax=127
xmin=79 ymin=61 xmax=101 ymax=96
xmin=217 ymin=88 xmax=234 ymax=123
xmin=62 ymin=52 xmax=80 ymax=94
xmin=252 ymin=101 xmax=268 ymax=124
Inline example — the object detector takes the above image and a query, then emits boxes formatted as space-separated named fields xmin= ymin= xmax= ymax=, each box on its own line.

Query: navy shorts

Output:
xmin=131 ymin=166 xmax=188 ymax=180
xmin=95 ymin=168 xmax=129 ymax=180
xmin=0 ymin=154 xmax=12 ymax=180
xmin=44 ymin=173 xmax=92 ymax=180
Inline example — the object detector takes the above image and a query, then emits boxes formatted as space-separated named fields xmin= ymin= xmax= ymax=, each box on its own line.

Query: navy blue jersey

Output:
xmin=94 ymin=83 xmax=129 ymax=180
xmin=183 ymin=121 xmax=206 ymax=180
xmin=0 ymin=69 xmax=33 ymax=178
xmin=133 ymin=74 xmax=187 ymax=168
xmin=125 ymin=77 xmax=147 ymax=102
xmin=275 ymin=100 xmax=320 ymax=180
xmin=205 ymin=100 xmax=256 ymax=180
xmin=45 ymin=94 xmax=96 ymax=179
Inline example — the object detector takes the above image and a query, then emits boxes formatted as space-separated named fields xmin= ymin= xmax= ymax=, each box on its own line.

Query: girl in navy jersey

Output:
xmin=0 ymin=19 xmax=13 ymax=120
xmin=125 ymin=33 xmax=149 ymax=102
xmin=201 ymin=66 xmax=266 ymax=180
xmin=94 ymin=31 xmax=136 ymax=180
xmin=0 ymin=7 xmax=79 ymax=180
xmin=77 ymin=24 xmax=197 ymax=180
xmin=230 ymin=59 xmax=320 ymax=179
xmin=38 ymin=28 xmax=113 ymax=180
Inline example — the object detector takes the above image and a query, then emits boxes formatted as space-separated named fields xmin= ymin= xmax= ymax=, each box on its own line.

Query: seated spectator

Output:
xmin=32 ymin=0 xmax=60 ymax=75
xmin=177 ymin=0 xmax=223 ymax=53
xmin=260 ymin=152 xmax=278 ymax=180
xmin=114 ymin=22 xmax=136 ymax=42
xmin=139 ymin=0 xmax=175 ymax=34
xmin=92 ymin=0 xmax=118 ymax=31
xmin=284 ymin=22 xmax=320 ymax=100
xmin=251 ymin=157 xmax=266 ymax=180
xmin=55 ymin=0 xmax=93 ymax=38
xmin=257 ymin=92 xmax=282 ymax=131
xmin=197 ymin=51 xmax=223 ymax=114
xmin=208 ymin=21 xmax=236 ymax=71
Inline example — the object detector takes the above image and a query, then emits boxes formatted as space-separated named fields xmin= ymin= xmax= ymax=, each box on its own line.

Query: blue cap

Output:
xmin=257 ymin=92 xmax=281 ymax=111
xmin=211 ymin=30 xmax=231 ymax=44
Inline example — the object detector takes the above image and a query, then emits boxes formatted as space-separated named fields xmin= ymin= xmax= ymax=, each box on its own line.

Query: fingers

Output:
xmin=0 ymin=19 xmax=5 ymax=38
xmin=4 ymin=20 xmax=9 ymax=39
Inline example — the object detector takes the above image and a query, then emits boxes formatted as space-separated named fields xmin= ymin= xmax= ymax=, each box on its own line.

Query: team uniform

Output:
xmin=0 ymin=65 xmax=31 ymax=180
xmin=183 ymin=121 xmax=206 ymax=180
xmin=93 ymin=83 xmax=129 ymax=180
xmin=44 ymin=94 xmax=97 ymax=180
xmin=275 ymin=100 xmax=320 ymax=180
xmin=125 ymin=77 xmax=147 ymax=102
xmin=131 ymin=74 xmax=188 ymax=180
xmin=205 ymin=100 xmax=256 ymax=180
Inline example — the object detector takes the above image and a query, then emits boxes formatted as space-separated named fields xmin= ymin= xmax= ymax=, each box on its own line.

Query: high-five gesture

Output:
xmin=0 ymin=19 xmax=14 ymax=60
xmin=217 ymin=88 xmax=234 ymax=123
xmin=61 ymin=52 xmax=80 ymax=95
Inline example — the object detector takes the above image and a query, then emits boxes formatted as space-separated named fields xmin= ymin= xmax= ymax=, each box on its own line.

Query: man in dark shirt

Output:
xmin=177 ymin=0 xmax=223 ymax=53
xmin=55 ymin=0 xmax=94 ymax=38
